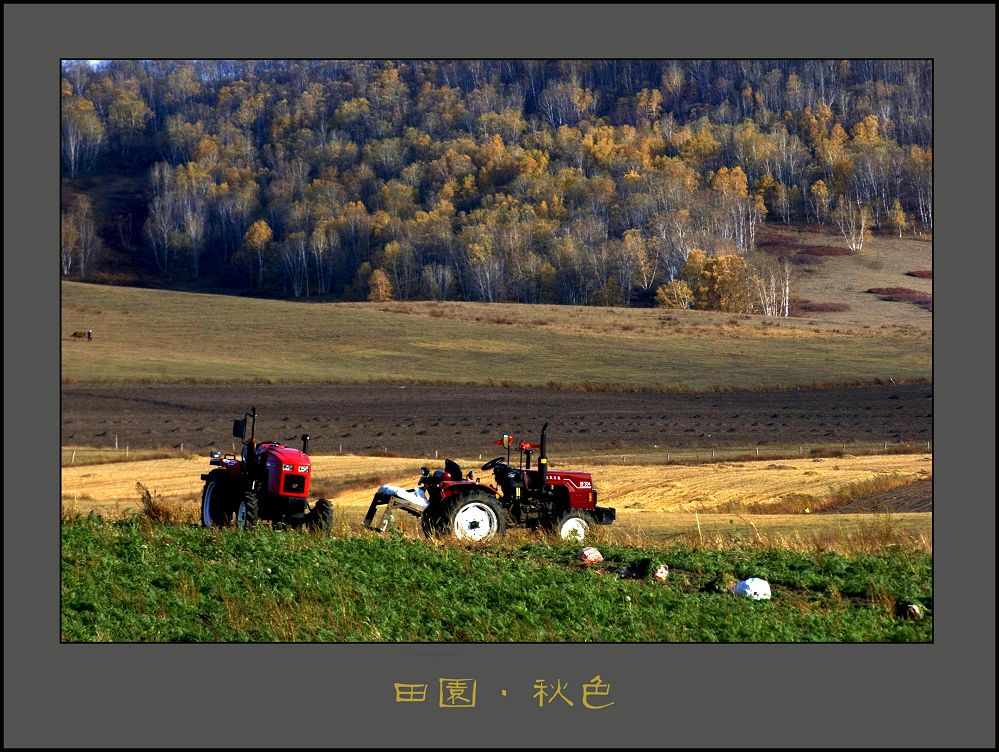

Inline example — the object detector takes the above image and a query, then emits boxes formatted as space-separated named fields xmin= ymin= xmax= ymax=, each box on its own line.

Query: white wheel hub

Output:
xmin=453 ymin=502 xmax=498 ymax=542
xmin=560 ymin=516 xmax=590 ymax=541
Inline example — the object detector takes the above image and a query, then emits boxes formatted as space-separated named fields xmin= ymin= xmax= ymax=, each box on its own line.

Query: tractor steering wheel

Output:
xmin=481 ymin=456 xmax=506 ymax=471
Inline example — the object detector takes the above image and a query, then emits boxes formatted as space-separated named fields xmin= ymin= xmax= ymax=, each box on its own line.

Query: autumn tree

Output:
xmin=703 ymin=254 xmax=752 ymax=313
xmin=889 ymin=197 xmax=908 ymax=238
xmin=142 ymin=162 xmax=181 ymax=276
xmin=56 ymin=59 xmax=932 ymax=300
xmin=751 ymin=257 xmax=792 ymax=317
xmin=106 ymin=84 xmax=152 ymax=157
xmin=367 ymin=267 xmax=394 ymax=301
xmin=709 ymin=166 xmax=765 ymax=253
xmin=61 ymin=211 xmax=79 ymax=276
xmin=62 ymin=95 xmax=105 ymax=177
xmin=833 ymin=195 xmax=871 ymax=252
xmin=280 ymin=231 xmax=310 ymax=297
xmin=62 ymin=196 xmax=105 ymax=279
xmin=420 ymin=263 xmax=455 ymax=300
xmin=241 ymin=219 xmax=273 ymax=289
xmin=655 ymin=279 xmax=693 ymax=309
xmin=809 ymin=179 xmax=830 ymax=223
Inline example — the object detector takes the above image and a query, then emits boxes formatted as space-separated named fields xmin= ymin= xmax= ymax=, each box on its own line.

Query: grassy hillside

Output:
xmin=62 ymin=281 xmax=931 ymax=390
xmin=61 ymin=516 xmax=932 ymax=642
xmin=772 ymin=227 xmax=932 ymax=327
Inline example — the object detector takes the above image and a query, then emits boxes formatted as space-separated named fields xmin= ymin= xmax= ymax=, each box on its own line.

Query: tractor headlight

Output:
xmin=298 ymin=465 xmax=309 ymax=473
xmin=282 ymin=464 xmax=294 ymax=472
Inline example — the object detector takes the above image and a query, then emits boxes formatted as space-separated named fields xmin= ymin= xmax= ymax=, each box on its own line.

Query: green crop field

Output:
xmin=62 ymin=281 xmax=930 ymax=390
xmin=60 ymin=515 xmax=931 ymax=643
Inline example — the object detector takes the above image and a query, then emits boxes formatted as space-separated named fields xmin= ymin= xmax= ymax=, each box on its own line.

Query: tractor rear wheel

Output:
xmin=201 ymin=471 xmax=232 ymax=528
xmin=552 ymin=510 xmax=595 ymax=542
xmin=310 ymin=498 xmax=334 ymax=533
xmin=236 ymin=491 xmax=259 ymax=530
xmin=447 ymin=493 xmax=506 ymax=543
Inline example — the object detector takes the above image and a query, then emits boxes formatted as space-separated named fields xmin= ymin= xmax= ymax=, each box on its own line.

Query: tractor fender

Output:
xmin=440 ymin=480 xmax=500 ymax=500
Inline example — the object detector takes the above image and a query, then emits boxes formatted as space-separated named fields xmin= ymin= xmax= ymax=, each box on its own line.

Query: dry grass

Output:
xmin=777 ymin=228 xmax=932 ymax=329
xmin=62 ymin=452 xmax=932 ymax=514
xmin=63 ymin=452 xmax=932 ymax=553
xmin=135 ymin=481 xmax=198 ymax=525
xmin=63 ymin=445 xmax=197 ymax=466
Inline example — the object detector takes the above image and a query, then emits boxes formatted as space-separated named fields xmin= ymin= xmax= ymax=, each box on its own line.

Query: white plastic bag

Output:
xmin=730 ymin=577 xmax=772 ymax=600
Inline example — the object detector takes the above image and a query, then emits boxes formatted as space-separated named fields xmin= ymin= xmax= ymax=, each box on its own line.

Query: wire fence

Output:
xmin=64 ymin=438 xmax=932 ymax=468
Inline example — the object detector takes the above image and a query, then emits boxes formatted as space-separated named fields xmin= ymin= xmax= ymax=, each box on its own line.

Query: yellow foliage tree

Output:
xmin=889 ymin=198 xmax=908 ymax=238
xmin=367 ymin=267 xmax=394 ymax=302
xmin=682 ymin=249 xmax=710 ymax=308
xmin=810 ymin=179 xmax=830 ymax=222
xmin=241 ymin=219 xmax=273 ymax=288
xmin=655 ymin=279 xmax=693 ymax=309
xmin=703 ymin=254 xmax=752 ymax=312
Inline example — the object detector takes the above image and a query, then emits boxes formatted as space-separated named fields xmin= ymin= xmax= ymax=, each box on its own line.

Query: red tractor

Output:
xmin=200 ymin=407 xmax=333 ymax=532
xmin=364 ymin=423 xmax=615 ymax=542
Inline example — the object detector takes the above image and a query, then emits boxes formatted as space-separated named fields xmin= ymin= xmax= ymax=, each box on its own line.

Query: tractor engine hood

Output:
xmin=259 ymin=444 xmax=310 ymax=466
xmin=530 ymin=468 xmax=593 ymax=488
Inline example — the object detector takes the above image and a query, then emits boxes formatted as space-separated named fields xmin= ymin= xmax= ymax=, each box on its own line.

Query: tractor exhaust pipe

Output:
xmin=301 ymin=434 xmax=310 ymax=454
xmin=538 ymin=422 xmax=549 ymax=488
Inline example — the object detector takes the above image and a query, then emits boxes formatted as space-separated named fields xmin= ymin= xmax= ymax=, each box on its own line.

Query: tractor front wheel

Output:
xmin=201 ymin=471 xmax=232 ymax=528
xmin=309 ymin=498 xmax=334 ymax=533
xmin=236 ymin=491 xmax=259 ymax=530
xmin=552 ymin=510 xmax=595 ymax=542
xmin=447 ymin=493 xmax=506 ymax=543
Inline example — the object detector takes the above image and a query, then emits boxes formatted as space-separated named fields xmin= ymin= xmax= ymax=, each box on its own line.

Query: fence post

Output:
xmin=711 ymin=449 xmax=715 ymax=459
xmin=115 ymin=434 xmax=118 ymax=450
xmin=756 ymin=447 xmax=759 ymax=457
xmin=125 ymin=445 xmax=129 ymax=458
xmin=667 ymin=453 xmax=670 ymax=463
xmin=884 ymin=441 xmax=888 ymax=451
xmin=71 ymin=450 xmax=76 ymax=464
xmin=180 ymin=443 xmax=184 ymax=453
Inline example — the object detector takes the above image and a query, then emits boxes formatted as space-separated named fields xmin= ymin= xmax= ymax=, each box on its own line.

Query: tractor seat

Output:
xmin=444 ymin=458 xmax=463 ymax=482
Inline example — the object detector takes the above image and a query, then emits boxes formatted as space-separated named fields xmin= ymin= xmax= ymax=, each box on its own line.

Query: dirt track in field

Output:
xmin=62 ymin=382 xmax=932 ymax=457
xmin=817 ymin=478 xmax=933 ymax=514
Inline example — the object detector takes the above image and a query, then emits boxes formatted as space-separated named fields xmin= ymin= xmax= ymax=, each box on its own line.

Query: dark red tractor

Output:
xmin=200 ymin=407 xmax=333 ymax=532
xmin=364 ymin=423 xmax=615 ymax=542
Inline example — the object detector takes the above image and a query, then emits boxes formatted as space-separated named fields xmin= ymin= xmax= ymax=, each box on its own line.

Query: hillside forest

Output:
xmin=60 ymin=59 xmax=932 ymax=314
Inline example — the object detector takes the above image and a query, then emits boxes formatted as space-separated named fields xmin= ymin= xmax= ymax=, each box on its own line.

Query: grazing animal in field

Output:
xmin=70 ymin=329 xmax=94 ymax=341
